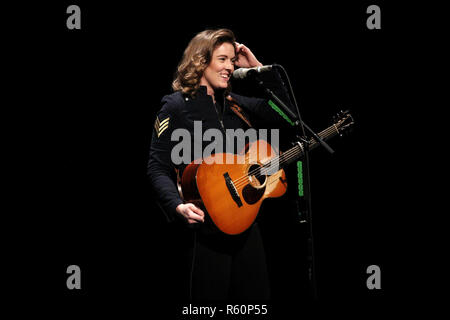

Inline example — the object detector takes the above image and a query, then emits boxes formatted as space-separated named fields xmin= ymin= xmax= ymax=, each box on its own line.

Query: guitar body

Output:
xmin=181 ymin=140 xmax=287 ymax=235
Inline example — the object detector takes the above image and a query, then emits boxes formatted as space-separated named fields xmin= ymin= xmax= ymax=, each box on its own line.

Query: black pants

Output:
xmin=189 ymin=223 xmax=270 ymax=301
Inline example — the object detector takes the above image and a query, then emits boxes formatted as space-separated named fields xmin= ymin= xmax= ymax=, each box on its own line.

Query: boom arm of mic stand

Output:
xmin=255 ymin=76 xmax=335 ymax=154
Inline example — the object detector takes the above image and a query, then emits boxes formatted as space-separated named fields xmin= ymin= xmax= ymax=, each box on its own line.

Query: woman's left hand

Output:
xmin=234 ymin=42 xmax=263 ymax=68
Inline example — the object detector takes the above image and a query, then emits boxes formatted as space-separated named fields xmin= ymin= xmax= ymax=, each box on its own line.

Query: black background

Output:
xmin=5 ymin=0 xmax=442 ymax=318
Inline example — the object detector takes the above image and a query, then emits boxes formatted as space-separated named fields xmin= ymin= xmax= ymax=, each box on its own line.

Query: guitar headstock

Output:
xmin=332 ymin=110 xmax=354 ymax=136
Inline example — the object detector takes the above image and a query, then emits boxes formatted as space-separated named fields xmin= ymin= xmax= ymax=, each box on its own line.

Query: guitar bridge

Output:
xmin=223 ymin=172 xmax=243 ymax=207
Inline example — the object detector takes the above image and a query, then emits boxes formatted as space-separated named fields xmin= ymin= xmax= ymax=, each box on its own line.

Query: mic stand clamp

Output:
xmin=295 ymin=135 xmax=310 ymax=149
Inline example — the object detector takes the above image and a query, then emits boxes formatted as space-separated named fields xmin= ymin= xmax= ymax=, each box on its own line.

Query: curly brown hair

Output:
xmin=172 ymin=29 xmax=236 ymax=97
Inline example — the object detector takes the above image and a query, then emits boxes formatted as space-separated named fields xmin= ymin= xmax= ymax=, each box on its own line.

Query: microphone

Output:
xmin=232 ymin=65 xmax=274 ymax=79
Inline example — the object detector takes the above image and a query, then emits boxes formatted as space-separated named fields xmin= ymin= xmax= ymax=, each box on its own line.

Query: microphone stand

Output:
xmin=252 ymin=69 xmax=334 ymax=301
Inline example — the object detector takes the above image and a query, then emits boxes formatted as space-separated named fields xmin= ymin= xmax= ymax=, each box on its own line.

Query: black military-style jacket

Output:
xmin=148 ymin=71 xmax=296 ymax=222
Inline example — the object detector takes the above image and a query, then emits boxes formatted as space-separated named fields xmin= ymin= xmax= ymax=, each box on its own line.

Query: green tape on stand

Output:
xmin=297 ymin=160 xmax=304 ymax=197
xmin=268 ymin=100 xmax=295 ymax=126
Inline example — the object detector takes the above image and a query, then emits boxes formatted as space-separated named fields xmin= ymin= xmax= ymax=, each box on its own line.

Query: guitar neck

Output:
xmin=264 ymin=124 xmax=341 ymax=170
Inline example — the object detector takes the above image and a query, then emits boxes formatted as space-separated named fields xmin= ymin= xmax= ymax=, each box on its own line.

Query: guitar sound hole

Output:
xmin=243 ymin=164 xmax=267 ymax=204
xmin=248 ymin=164 xmax=267 ymax=188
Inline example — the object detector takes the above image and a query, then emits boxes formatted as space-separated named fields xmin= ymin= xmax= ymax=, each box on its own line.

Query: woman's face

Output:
xmin=200 ymin=42 xmax=236 ymax=93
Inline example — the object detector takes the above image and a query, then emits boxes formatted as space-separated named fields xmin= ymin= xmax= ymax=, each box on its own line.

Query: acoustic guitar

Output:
xmin=179 ymin=111 xmax=354 ymax=235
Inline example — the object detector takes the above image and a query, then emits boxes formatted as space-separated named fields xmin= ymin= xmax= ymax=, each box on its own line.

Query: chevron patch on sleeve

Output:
xmin=154 ymin=116 xmax=170 ymax=138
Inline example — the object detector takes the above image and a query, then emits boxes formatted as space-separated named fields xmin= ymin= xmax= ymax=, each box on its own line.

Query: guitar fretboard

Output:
xmin=259 ymin=123 xmax=341 ymax=175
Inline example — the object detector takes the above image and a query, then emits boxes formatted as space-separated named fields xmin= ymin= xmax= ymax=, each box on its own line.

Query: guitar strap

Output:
xmin=226 ymin=95 xmax=253 ymax=128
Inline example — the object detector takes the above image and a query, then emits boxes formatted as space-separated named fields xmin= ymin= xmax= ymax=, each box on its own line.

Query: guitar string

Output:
xmin=232 ymin=130 xmax=323 ymax=190
xmin=217 ymin=140 xmax=301 ymax=189
xmin=230 ymin=142 xmax=301 ymax=188
xmin=214 ymin=117 xmax=349 ymax=194
xmin=231 ymin=125 xmax=336 ymax=187
xmin=233 ymin=145 xmax=302 ymax=190
xmin=231 ymin=125 xmax=337 ymax=190
xmin=230 ymin=131 xmax=319 ymax=187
